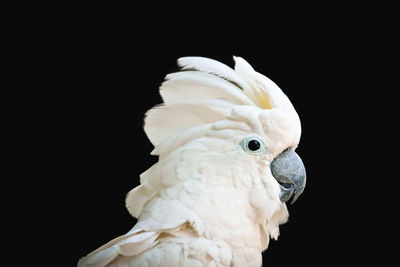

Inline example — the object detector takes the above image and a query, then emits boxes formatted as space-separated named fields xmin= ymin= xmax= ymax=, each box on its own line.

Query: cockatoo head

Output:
xmin=127 ymin=56 xmax=306 ymax=247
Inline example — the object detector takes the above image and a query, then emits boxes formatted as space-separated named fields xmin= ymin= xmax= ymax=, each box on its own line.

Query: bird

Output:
xmin=78 ymin=56 xmax=306 ymax=267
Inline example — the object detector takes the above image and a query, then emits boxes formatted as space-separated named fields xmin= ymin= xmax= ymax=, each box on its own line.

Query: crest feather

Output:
xmin=177 ymin=57 xmax=252 ymax=91
xmin=144 ymin=56 xmax=298 ymax=156
xmin=144 ymin=101 xmax=231 ymax=146
xmin=160 ymin=71 xmax=255 ymax=106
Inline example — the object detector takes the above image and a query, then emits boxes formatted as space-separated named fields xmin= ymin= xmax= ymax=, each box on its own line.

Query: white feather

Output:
xmin=78 ymin=231 xmax=159 ymax=267
xmin=85 ymin=246 xmax=119 ymax=266
xmin=254 ymin=71 xmax=298 ymax=113
xmin=177 ymin=57 xmax=252 ymax=92
xmin=125 ymin=182 xmax=156 ymax=218
xmin=150 ymin=123 xmax=212 ymax=157
xmin=118 ymin=233 xmax=159 ymax=256
xmin=144 ymin=102 xmax=230 ymax=147
xmin=233 ymin=56 xmax=298 ymax=113
xmin=161 ymin=71 xmax=255 ymax=106
xmin=233 ymin=56 xmax=255 ymax=74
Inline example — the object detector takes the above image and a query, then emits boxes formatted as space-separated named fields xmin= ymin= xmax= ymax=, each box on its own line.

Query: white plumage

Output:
xmin=78 ymin=56 xmax=303 ymax=267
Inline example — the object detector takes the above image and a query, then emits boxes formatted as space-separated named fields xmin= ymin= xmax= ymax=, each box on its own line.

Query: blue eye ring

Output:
xmin=241 ymin=135 xmax=266 ymax=154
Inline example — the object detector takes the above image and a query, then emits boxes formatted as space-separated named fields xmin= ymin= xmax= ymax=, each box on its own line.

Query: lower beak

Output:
xmin=270 ymin=148 xmax=306 ymax=204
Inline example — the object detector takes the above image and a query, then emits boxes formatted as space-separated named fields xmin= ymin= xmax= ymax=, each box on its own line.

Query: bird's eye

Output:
xmin=241 ymin=135 xmax=266 ymax=154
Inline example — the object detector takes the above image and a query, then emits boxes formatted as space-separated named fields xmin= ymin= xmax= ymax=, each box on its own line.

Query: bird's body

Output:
xmin=78 ymin=56 xmax=306 ymax=267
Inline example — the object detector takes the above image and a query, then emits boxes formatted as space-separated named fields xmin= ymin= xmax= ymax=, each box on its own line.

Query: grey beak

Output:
xmin=271 ymin=148 xmax=306 ymax=204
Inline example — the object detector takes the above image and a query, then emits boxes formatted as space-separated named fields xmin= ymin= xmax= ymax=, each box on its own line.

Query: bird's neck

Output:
xmin=192 ymin=186 xmax=265 ymax=252
xmin=194 ymin=196 xmax=265 ymax=266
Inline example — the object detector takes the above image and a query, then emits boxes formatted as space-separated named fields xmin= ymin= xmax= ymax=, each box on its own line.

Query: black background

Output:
xmin=20 ymin=7 xmax=396 ymax=266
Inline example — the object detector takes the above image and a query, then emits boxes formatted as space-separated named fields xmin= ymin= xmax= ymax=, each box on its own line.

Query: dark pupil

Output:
xmin=248 ymin=139 xmax=260 ymax=151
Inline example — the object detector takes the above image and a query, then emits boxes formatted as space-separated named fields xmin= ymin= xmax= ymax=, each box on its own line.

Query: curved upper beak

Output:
xmin=270 ymin=148 xmax=306 ymax=204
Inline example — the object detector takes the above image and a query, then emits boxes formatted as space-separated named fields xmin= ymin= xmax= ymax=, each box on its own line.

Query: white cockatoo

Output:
xmin=78 ymin=56 xmax=306 ymax=267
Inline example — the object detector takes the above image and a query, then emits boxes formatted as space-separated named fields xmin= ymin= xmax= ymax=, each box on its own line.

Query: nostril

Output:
xmin=280 ymin=183 xmax=293 ymax=190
